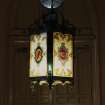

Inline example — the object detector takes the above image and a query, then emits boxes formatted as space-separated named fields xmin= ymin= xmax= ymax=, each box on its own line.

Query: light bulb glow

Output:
xmin=48 ymin=64 xmax=52 ymax=74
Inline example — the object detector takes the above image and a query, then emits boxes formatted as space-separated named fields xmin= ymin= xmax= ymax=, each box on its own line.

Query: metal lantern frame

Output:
xmin=29 ymin=10 xmax=75 ymax=88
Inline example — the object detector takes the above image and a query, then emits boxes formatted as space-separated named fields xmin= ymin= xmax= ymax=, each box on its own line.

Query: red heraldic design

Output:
xmin=34 ymin=46 xmax=43 ymax=63
xmin=59 ymin=43 xmax=68 ymax=62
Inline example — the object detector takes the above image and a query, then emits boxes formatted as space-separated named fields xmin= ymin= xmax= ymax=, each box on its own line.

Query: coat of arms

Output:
xmin=34 ymin=46 xmax=43 ymax=63
xmin=58 ymin=43 xmax=68 ymax=63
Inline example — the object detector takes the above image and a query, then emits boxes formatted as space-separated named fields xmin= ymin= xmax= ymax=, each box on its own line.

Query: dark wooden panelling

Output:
xmin=8 ymin=30 xmax=95 ymax=105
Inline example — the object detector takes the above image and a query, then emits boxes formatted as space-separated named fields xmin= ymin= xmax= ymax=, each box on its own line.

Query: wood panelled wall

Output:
xmin=1 ymin=0 xmax=104 ymax=105
xmin=8 ymin=29 xmax=97 ymax=105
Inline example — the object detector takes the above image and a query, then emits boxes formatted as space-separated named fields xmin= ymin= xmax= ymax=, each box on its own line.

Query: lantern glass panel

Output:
xmin=53 ymin=32 xmax=73 ymax=77
xmin=29 ymin=33 xmax=47 ymax=77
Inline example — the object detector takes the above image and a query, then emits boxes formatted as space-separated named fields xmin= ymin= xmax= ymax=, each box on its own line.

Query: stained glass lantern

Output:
xmin=29 ymin=0 xmax=75 ymax=88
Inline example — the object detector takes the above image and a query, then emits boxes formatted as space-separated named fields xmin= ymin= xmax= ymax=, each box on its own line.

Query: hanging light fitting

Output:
xmin=29 ymin=0 xmax=75 ymax=89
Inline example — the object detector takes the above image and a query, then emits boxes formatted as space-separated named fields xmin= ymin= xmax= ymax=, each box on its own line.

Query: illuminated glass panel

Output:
xmin=53 ymin=32 xmax=73 ymax=77
xmin=29 ymin=33 xmax=47 ymax=77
